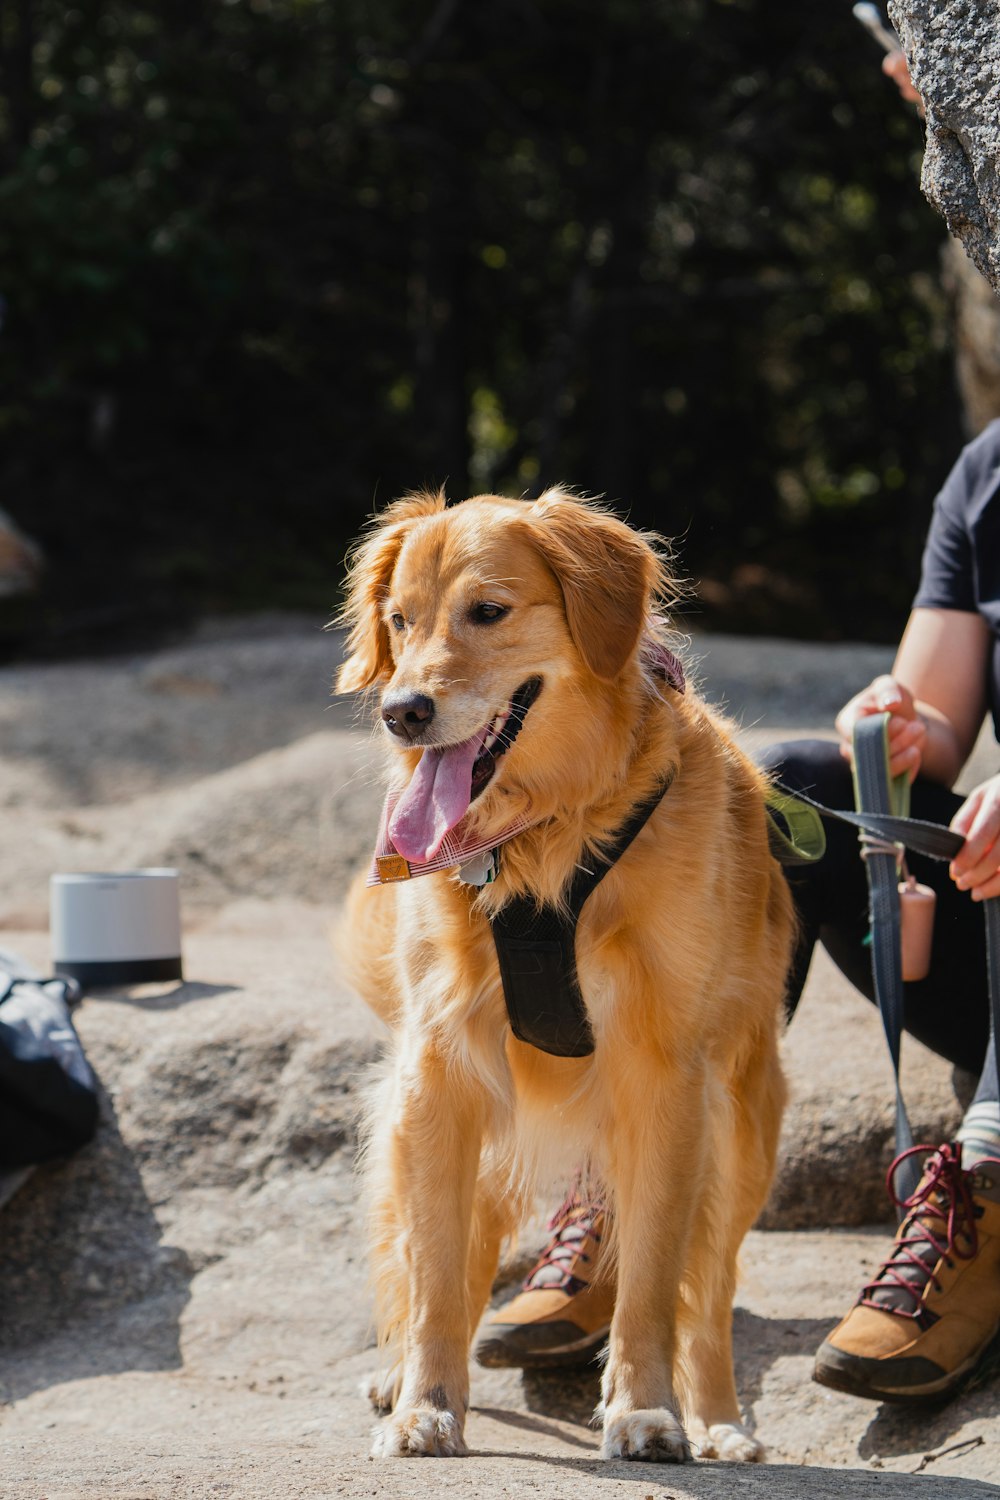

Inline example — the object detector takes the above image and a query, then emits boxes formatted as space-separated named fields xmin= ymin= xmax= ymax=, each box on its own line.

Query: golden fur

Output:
xmin=334 ymin=489 xmax=793 ymax=1462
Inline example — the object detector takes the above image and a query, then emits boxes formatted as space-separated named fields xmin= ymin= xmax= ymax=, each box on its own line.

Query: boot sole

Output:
xmin=475 ymin=1329 xmax=609 ymax=1370
xmin=813 ymin=1324 xmax=1000 ymax=1406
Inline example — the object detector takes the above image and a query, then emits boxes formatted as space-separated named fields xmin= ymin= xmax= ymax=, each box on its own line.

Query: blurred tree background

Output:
xmin=0 ymin=0 xmax=972 ymax=657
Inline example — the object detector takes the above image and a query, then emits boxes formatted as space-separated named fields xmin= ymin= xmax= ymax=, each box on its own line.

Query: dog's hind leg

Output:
xmin=368 ymin=1038 xmax=484 ymax=1459
xmin=675 ymin=1217 xmax=759 ymax=1462
xmin=465 ymin=1173 xmax=518 ymax=1351
xmin=598 ymin=1054 xmax=706 ymax=1464
xmin=364 ymin=1362 xmax=402 ymax=1416
xmin=361 ymin=1085 xmax=407 ymax=1418
xmin=679 ymin=1028 xmax=785 ymax=1463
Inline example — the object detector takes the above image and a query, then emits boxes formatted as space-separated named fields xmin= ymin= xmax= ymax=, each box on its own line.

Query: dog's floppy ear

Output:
xmin=335 ymin=490 xmax=446 ymax=693
xmin=527 ymin=490 xmax=663 ymax=681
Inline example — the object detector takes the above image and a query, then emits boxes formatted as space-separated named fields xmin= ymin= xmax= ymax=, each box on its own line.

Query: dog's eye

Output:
xmin=470 ymin=602 xmax=508 ymax=625
xmin=389 ymin=613 xmax=406 ymax=632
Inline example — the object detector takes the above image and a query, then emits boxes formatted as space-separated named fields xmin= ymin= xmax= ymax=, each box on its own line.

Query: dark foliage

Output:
xmin=0 ymin=0 xmax=964 ymax=656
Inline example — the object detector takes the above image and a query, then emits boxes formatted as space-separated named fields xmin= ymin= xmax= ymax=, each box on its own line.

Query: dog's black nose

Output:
xmin=381 ymin=691 xmax=435 ymax=741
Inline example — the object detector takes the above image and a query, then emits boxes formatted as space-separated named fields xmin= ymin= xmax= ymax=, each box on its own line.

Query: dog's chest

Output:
xmin=397 ymin=870 xmax=629 ymax=1058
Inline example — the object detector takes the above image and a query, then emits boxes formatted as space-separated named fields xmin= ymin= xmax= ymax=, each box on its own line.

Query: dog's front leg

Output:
xmin=369 ymin=1037 xmax=482 ymax=1459
xmin=599 ymin=1057 xmax=704 ymax=1464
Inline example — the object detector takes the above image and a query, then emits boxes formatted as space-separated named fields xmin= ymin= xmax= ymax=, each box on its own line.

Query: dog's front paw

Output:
xmin=371 ymin=1407 xmax=468 ymax=1458
xmin=601 ymin=1408 xmax=692 ymax=1463
xmin=691 ymin=1420 xmax=764 ymax=1463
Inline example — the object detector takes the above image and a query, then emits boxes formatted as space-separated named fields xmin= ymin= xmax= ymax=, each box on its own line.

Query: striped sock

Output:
xmin=957 ymin=1101 xmax=1000 ymax=1166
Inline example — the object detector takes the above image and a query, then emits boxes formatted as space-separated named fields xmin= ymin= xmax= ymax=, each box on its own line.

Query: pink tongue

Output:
xmin=388 ymin=730 xmax=485 ymax=863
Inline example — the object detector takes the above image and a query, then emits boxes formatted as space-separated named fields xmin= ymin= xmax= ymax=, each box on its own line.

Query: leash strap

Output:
xmin=853 ymin=715 xmax=922 ymax=1202
xmin=984 ymin=896 xmax=1000 ymax=1132
xmin=491 ymin=777 xmax=672 ymax=1058
xmin=767 ymin=783 xmax=963 ymax=865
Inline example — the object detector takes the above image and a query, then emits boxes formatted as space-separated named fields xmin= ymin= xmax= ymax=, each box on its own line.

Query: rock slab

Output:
xmin=1 ymin=618 xmax=998 ymax=1495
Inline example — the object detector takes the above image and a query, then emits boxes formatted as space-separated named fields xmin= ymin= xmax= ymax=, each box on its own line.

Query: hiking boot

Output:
xmin=475 ymin=1194 xmax=614 ymax=1369
xmin=814 ymin=1142 xmax=1000 ymax=1404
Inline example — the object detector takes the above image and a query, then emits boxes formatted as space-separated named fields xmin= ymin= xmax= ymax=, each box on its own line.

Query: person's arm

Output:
xmin=835 ymin=607 xmax=998 ymax=896
xmin=835 ymin=607 xmax=991 ymax=785
xmin=891 ymin=607 xmax=991 ymax=783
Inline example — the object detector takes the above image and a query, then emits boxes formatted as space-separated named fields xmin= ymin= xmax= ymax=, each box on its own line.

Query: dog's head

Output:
xmin=336 ymin=489 xmax=672 ymax=862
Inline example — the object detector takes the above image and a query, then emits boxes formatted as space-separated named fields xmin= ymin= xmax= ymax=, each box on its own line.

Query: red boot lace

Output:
xmin=522 ymin=1192 xmax=604 ymax=1295
xmin=859 ymin=1142 xmax=979 ymax=1320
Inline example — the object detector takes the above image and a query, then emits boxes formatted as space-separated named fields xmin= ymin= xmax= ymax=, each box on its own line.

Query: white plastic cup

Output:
xmin=50 ymin=869 xmax=183 ymax=986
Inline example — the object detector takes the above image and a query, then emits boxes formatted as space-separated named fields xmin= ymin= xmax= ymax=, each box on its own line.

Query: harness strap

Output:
xmin=490 ymin=777 xmax=672 ymax=1058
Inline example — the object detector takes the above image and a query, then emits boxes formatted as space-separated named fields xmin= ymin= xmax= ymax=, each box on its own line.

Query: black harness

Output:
xmin=489 ymin=778 xmax=671 ymax=1058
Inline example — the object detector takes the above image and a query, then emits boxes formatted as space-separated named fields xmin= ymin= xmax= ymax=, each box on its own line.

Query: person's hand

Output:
xmin=835 ymin=674 xmax=927 ymax=780
xmin=950 ymin=775 xmax=1000 ymax=901
xmin=882 ymin=50 xmax=924 ymax=111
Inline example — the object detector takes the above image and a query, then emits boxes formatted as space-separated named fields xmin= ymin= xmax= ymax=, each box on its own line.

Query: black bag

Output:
xmin=0 ymin=955 xmax=99 ymax=1168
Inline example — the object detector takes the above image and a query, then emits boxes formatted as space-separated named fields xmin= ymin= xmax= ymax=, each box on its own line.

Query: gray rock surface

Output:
xmin=891 ymin=0 xmax=1000 ymax=291
xmin=1 ymin=616 xmax=998 ymax=1495
xmin=942 ymin=237 xmax=1000 ymax=436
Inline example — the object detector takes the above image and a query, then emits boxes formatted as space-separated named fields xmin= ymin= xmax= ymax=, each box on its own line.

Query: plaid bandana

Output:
xmin=367 ymin=787 xmax=534 ymax=885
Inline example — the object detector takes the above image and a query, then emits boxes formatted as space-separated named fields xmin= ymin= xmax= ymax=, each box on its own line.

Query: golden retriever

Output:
xmin=334 ymin=488 xmax=793 ymax=1463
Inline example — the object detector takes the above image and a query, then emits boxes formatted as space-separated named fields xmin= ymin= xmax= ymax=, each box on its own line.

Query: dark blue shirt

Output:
xmin=914 ymin=419 xmax=1000 ymax=737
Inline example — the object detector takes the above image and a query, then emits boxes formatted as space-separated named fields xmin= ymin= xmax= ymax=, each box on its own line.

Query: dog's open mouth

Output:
xmin=388 ymin=677 xmax=542 ymax=864
xmin=470 ymin=677 xmax=542 ymax=802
